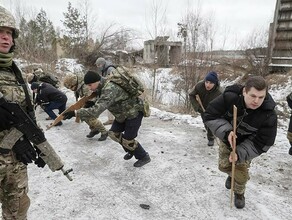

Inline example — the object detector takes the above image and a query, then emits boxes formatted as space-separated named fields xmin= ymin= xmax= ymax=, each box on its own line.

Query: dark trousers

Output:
xmin=110 ymin=111 xmax=146 ymax=159
xmin=200 ymin=113 xmax=214 ymax=141
xmin=44 ymin=101 xmax=66 ymax=119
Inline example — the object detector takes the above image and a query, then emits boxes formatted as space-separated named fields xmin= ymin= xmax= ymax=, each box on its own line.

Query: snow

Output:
xmin=7 ymin=60 xmax=292 ymax=219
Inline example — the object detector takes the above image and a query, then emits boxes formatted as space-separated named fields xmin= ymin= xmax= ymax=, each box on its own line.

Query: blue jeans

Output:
xmin=44 ymin=101 xmax=66 ymax=119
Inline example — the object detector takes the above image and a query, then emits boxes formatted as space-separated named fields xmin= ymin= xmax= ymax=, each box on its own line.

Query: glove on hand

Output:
xmin=63 ymin=111 xmax=75 ymax=120
xmin=34 ymin=147 xmax=46 ymax=168
xmin=12 ymin=137 xmax=36 ymax=165
xmin=287 ymin=94 xmax=292 ymax=109
xmin=0 ymin=106 xmax=18 ymax=132
xmin=84 ymin=101 xmax=95 ymax=108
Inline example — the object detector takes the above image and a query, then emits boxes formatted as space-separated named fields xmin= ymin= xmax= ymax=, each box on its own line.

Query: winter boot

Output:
xmin=207 ymin=139 xmax=214 ymax=146
xmin=234 ymin=193 xmax=245 ymax=209
xmin=225 ymin=176 xmax=231 ymax=189
xmin=55 ymin=121 xmax=63 ymax=126
xmin=98 ymin=132 xmax=108 ymax=141
xmin=86 ymin=129 xmax=100 ymax=138
xmin=123 ymin=152 xmax=134 ymax=160
xmin=133 ymin=153 xmax=151 ymax=167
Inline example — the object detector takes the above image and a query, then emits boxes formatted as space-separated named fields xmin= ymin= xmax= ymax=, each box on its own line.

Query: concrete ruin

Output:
xmin=143 ymin=36 xmax=182 ymax=67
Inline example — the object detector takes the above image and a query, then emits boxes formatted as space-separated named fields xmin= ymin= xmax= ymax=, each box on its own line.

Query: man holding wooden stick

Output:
xmin=204 ymin=76 xmax=277 ymax=209
xmin=189 ymin=71 xmax=222 ymax=146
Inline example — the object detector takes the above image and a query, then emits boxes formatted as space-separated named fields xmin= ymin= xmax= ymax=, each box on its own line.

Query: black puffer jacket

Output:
xmin=204 ymin=84 xmax=277 ymax=162
xmin=35 ymin=82 xmax=67 ymax=105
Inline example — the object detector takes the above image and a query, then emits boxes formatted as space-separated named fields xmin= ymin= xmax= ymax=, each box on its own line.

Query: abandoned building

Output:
xmin=143 ymin=36 xmax=182 ymax=67
xmin=268 ymin=0 xmax=292 ymax=71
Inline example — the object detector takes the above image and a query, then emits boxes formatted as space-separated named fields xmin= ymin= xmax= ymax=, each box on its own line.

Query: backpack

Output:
xmin=109 ymin=66 xmax=144 ymax=97
xmin=108 ymin=66 xmax=150 ymax=117
xmin=39 ymin=73 xmax=59 ymax=88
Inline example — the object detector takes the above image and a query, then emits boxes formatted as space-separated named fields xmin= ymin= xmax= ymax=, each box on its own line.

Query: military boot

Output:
xmin=133 ymin=153 xmax=151 ymax=167
xmin=98 ymin=132 xmax=108 ymax=141
xmin=207 ymin=139 xmax=214 ymax=146
xmin=86 ymin=129 xmax=100 ymax=138
xmin=123 ymin=152 xmax=134 ymax=160
xmin=234 ymin=193 xmax=245 ymax=209
xmin=225 ymin=176 xmax=231 ymax=189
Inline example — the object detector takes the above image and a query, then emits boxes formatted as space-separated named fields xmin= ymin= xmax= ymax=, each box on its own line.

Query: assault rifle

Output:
xmin=46 ymin=92 xmax=96 ymax=130
xmin=0 ymin=95 xmax=73 ymax=181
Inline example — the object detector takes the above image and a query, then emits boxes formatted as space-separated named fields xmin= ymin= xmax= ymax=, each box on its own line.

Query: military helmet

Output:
xmin=0 ymin=6 xmax=19 ymax=38
xmin=95 ymin=57 xmax=106 ymax=66
xmin=63 ymin=73 xmax=77 ymax=89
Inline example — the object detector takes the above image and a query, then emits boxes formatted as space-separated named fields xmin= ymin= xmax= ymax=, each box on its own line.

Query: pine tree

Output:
xmin=61 ymin=2 xmax=88 ymax=58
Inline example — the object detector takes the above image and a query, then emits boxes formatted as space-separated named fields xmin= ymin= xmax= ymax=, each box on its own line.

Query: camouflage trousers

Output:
xmin=0 ymin=153 xmax=30 ymax=220
xmin=218 ymin=142 xmax=251 ymax=194
xmin=86 ymin=117 xmax=107 ymax=134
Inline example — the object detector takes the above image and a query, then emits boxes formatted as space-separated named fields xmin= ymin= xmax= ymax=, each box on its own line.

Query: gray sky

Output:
xmin=1 ymin=0 xmax=276 ymax=50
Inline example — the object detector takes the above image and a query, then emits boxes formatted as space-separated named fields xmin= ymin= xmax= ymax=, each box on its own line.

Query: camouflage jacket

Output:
xmin=77 ymin=78 xmax=144 ymax=122
xmin=0 ymin=63 xmax=32 ymax=143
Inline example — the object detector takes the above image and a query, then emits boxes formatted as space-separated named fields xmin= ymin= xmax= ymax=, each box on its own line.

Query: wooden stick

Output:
xmin=195 ymin=95 xmax=205 ymax=112
xmin=230 ymin=105 xmax=237 ymax=208
xmin=46 ymin=92 xmax=96 ymax=130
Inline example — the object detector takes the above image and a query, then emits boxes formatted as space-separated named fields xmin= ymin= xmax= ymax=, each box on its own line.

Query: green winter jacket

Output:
xmin=189 ymin=80 xmax=222 ymax=113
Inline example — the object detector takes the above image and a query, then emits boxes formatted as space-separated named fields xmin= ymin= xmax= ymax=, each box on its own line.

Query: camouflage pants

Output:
xmin=0 ymin=154 xmax=30 ymax=220
xmin=218 ymin=142 xmax=251 ymax=194
xmin=86 ymin=117 xmax=107 ymax=134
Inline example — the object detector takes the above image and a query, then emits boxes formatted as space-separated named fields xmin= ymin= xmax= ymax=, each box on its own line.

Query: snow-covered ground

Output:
xmin=6 ymin=59 xmax=292 ymax=219
xmin=25 ymin=72 xmax=292 ymax=219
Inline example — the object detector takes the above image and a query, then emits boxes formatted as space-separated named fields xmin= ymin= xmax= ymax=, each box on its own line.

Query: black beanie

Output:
xmin=31 ymin=82 xmax=40 ymax=90
xmin=84 ymin=70 xmax=101 ymax=84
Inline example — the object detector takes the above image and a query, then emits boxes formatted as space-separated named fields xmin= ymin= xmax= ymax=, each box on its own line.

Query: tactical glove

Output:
xmin=63 ymin=111 xmax=75 ymax=120
xmin=0 ymin=106 xmax=18 ymax=132
xmin=287 ymin=94 xmax=292 ymax=109
xmin=84 ymin=101 xmax=95 ymax=108
xmin=34 ymin=147 xmax=46 ymax=168
xmin=12 ymin=137 xmax=37 ymax=165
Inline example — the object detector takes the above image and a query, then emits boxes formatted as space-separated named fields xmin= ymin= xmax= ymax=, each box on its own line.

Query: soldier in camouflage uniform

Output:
xmin=63 ymin=70 xmax=151 ymax=167
xmin=95 ymin=57 xmax=115 ymax=125
xmin=287 ymin=91 xmax=292 ymax=155
xmin=27 ymin=68 xmax=60 ymax=88
xmin=0 ymin=6 xmax=46 ymax=219
xmin=204 ymin=76 xmax=277 ymax=209
xmin=63 ymin=73 xmax=108 ymax=141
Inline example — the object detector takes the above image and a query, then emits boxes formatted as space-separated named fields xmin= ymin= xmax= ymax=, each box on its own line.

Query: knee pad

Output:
xmin=108 ymin=131 xmax=122 ymax=143
xmin=121 ymin=138 xmax=138 ymax=151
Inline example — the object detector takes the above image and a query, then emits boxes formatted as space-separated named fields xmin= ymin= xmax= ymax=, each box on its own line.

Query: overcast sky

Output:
xmin=1 ymin=0 xmax=276 ymax=50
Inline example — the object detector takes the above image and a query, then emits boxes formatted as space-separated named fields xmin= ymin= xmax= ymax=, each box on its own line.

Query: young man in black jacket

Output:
xmin=204 ymin=76 xmax=277 ymax=209
xmin=31 ymin=82 xmax=67 ymax=125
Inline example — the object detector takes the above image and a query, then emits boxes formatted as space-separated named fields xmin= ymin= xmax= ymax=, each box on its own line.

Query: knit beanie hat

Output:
xmin=30 ymin=82 xmax=40 ymax=90
xmin=84 ymin=70 xmax=101 ymax=84
xmin=205 ymin=71 xmax=219 ymax=85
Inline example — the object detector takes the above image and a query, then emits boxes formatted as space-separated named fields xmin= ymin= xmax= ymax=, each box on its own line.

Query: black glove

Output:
xmin=12 ymin=137 xmax=36 ymax=165
xmin=84 ymin=101 xmax=95 ymax=108
xmin=287 ymin=94 xmax=292 ymax=109
xmin=63 ymin=111 xmax=75 ymax=120
xmin=0 ymin=106 xmax=18 ymax=132
xmin=34 ymin=147 xmax=46 ymax=168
